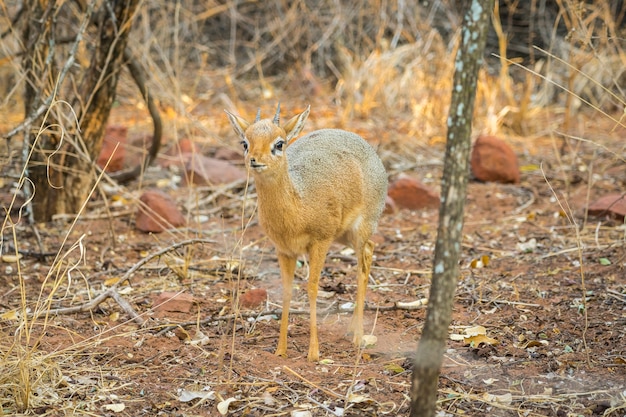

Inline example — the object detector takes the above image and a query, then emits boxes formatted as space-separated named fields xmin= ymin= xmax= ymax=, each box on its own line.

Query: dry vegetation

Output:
xmin=1 ymin=0 xmax=626 ymax=416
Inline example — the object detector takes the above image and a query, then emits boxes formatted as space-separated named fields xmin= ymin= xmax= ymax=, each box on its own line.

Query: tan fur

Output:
xmin=226 ymin=105 xmax=387 ymax=361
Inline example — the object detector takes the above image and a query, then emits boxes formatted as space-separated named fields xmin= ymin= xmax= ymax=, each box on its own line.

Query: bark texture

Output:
xmin=22 ymin=0 xmax=140 ymax=221
xmin=409 ymin=1 xmax=495 ymax=416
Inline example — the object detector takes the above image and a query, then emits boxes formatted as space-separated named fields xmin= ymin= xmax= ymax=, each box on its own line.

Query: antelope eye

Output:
xmin=275 ymin=140 xmax=285 ymax=151
xmin=240 ymin=140 xmax=249 ymax=152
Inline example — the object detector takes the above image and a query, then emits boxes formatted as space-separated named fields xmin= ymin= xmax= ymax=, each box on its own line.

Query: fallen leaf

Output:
xmin=347 ymin=394 xmax=374 ymax=404
xmin=481 ymin=306 xmax=498 ymax=314
xmin=469 ymin=255 xmax=490 ymax=269
xmin=217 ymin=397 xmax=237 ymax=415
xmin=361 ymin=334 xmax=377 ymax=348
xmin=1 ymin=254 xmax=22 ymax=263
xmin=464 ymin=325 xmax=487 ymax=337
xmin=520 ymin=164 xmax=540 ymax=172
xmin=340 ymin=302 xmax=355 ymax=311
xmin=464 ymin=334 xmax=499 ymax=346
xmin=518 ymin=339 xmax=548 ymax=348
xmin=1 ymin=310 xmax=19 ymax=320
xmin=103 ymin=403 xmax=126 ymax=412
xmin=118 ymin=286 xmax=133 ymax=295
xmin=384 ymin=363 xmax=405 ymax=374
xmin=187 ymin=331 xmax=210 ymax=346
xmin=482 ymin=392 xmax=512 ymax=405
xmin=104 ymin=277 xmax=121 ymax=286
xmin=516 ymin=238 xmax=537 ymax=253
xmin=178 ymin=389 xmax=216 ymax=402
xmin=262 ymin=391 xmax=276 ymax=406
xmin=396 ymin=298 xmax=428 ymax=309
xmin=111 ymin=195 xmax=128 ymax=203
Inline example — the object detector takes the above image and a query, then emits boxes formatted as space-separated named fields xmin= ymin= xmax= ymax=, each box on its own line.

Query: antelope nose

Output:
xmin=249 ymin=158 xmax=264 ymax=168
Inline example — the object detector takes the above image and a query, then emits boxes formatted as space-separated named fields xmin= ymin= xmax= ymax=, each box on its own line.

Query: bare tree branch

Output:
xmin=39 ymin=238 xmax=216 ymax=326
xmin=109 ymin=47 xmax=163 ymax=184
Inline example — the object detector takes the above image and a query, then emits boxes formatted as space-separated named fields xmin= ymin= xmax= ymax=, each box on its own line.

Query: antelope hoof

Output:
xmin=307 ymin=348 xmax=320 ymax=362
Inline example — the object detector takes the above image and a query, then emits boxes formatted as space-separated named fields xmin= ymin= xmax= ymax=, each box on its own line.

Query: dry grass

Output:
xmin=0 ymin=0 xmax=625 ymax=415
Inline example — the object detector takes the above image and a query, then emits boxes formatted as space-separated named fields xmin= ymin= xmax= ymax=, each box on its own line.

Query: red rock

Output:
xmin=122 ymin=133 xmax=155 ymax=168
xmin=214 ymin=147 xmax=243 ymax=161
xmin=153 ymin=291 xmax=195 ymax=313
xmin=97 ymin=125 xmax=128 ymax=172
xmin=135 ymin=189 xmax=185 ymax=233
xmin=471 ymin=135 xmax=520 ymax=184
xmin=588 ymin=193 xmax=626 ymax=220
xmin=183 ymin=153 xmax=246 ymax=186
xmin=383 ymin=194 xmax=397 ymax=214
xmin=177 ymin=138 xmax=196 ymax=154
xmin=240 ymin=288 xmax=268 ymax=308
xmin=387 ymin=175 xmax=439 ymax=210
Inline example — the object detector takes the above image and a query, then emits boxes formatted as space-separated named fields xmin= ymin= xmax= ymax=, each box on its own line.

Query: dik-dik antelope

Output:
xmin=226 ymin=104 xmax=387 ymax=361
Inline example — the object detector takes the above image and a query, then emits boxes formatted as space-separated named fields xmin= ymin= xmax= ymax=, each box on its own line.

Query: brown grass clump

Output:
xmin=0 ymin=332 xmax=64 ymax=413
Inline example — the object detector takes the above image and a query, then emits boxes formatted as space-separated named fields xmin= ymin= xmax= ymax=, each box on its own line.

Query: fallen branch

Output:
xmin=109 ymin=47 xmax=163 ymax=184
xmin=606 ymin=289 xmax=626 ymax=303
xmin=154 ymin=298 xmax=429 ymax=336
xmin=42 ymin=238 xmax=216 ymax=326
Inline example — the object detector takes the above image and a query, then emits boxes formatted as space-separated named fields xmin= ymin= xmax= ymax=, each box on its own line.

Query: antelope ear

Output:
xmin=283 ymin=105 xmax=310 ymax=142
xmin=224 ymin=110 xmax=250 ymax=141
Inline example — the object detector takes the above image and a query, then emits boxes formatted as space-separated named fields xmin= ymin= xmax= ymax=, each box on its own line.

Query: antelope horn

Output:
xmin=255 ymin=108 xmax=261 ymax=122
xmin=273 ymin=102 xmax=281 ymax=125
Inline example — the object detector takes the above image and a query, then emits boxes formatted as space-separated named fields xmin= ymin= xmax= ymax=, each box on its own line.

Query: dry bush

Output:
xmin=3 ymin=0 xmax=624 ymax=143
xmin=489 ymin=0 xmax=626 ymax=134
xmin=115 ymin=0 xmax=626 ymax=146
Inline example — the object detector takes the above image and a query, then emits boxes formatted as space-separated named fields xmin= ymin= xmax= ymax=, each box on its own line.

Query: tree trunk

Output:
xmin=22 ymin=0 xmax=140 ymax=222
xmin=409 ymin=1 xmax=494 ymax=416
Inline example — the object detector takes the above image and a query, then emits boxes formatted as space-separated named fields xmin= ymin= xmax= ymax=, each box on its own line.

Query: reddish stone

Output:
xmin=387 ymin=175 xmax=439 ymax=210
xmin=153 ymin=291 xmax=195 ymax=313
xmin=97 ymin=125 xmax=128 ymax=172
xmin=183 ymin=153 xmax=246 ymax=186
xmin=214 ymin=147 xmax=243 ymax=161
xmin=177 ymin=138 xmax=196 ymax=154
xmin=588 ymin=193 xmax=626 ymax=220
xmin=240 ymin=288 xmax=268 ymax=308
xmin=135 ymin=189 xmax=185 ymax=233
xmin=471 ymin=135 xmax=520 ymax=184
xmin=383 ymin=194 xmax=397 ymax=214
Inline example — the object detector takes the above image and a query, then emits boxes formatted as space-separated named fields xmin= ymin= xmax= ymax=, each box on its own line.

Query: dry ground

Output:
xmin=1 ymin=103 xmax=625 ymax=417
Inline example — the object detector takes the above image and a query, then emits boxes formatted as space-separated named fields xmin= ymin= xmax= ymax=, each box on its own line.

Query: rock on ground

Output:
xmin=153 ymin=291 xmax=195 ymax=313
xmin=470 ymin=135 xmax=520 ymax=184
xmin=183 ymin=153 xmax=246 ymax=186
xmin=587 ymin=193 xmax=626 ymax=220
xmin=135 ymin=189 xmax=186 ymax=233
xmin=97 ymin=125 xmax=128 ymax=172
xmin=387 ymin=175 xmax=440 ymax=211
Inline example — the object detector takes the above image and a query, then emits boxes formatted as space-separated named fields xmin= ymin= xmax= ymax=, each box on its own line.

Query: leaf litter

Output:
xmin=1 ymin=104 xmax=625 ymax=416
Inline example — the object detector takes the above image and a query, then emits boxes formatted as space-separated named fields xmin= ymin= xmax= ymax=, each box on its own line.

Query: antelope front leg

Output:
xmin=276 ymin=253 xmax=296 ymax=357
xmin=306 ymin=242 xmax=332 ymax=362
xmin=350 ymin=239 xmax=374 ymax=346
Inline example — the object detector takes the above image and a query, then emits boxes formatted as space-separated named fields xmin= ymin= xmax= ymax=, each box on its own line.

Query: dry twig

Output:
xmin=41 ymin=238 xmax=216 ymax=325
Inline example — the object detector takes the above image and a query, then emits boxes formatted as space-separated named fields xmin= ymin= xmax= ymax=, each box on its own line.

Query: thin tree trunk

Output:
xmin=409 ymin=1 xmax=494 ymax=416
xmin=22 ymin=0 xmax=140 ymax=222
